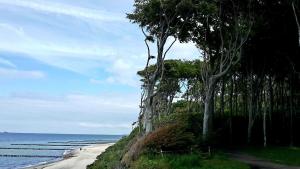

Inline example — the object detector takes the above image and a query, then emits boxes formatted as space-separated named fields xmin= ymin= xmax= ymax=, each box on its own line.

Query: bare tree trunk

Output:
xmin=234 ymin=75 xmax=238 ymax=116
xmin=289 ymin=73 xmax=294 ymax=146
xmin=220 ymin=78 xmax=225 ymax=115
xmin=166 ymin=94 xmax=175 ymax=115
xmin=243 ymin=75 xmax=248 ymax=120
xmin=187 ymin=82 xmax=191 ymax=112
xmin=247 ymin=75 xmax=254 ymax=144
xmin=268 ymin=76 xmax=273 ymax=130
xmin=143 ymin=81 xmax=155 ymax=134
xmin=263 ymin=82 xmax=267 ymax=147
xmin=263 ymin=102 xmax=267 ymax=147
xmin=229 ymin=76 xmax=234 ymax=144
xmin=203 ymin=78 xmax=216 ymax=140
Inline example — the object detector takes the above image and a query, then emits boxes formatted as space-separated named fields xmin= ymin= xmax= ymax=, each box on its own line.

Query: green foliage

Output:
xmin=162 ymin=108 xmax=203 ymax=134
xmin=171 ymin=100 xmax=202 ymax=114
xmin=87 ymin=128 xmax=139 ymax=169
xmin=243 ymin=147 xmax=300 ymax=166
xmin=137 ymin=60 xmax=202 ymax=79
xmin=132 ymin=153 xmax=250 ymax=169
xmin=127 ymin=0 xmax=194 ymax=38
xmin=157 ymin=78 xmax=180 ymax=97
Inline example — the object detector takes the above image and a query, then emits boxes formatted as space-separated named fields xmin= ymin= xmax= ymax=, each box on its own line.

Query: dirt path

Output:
xmin=228 ymin=152 xmax=300 ymax=169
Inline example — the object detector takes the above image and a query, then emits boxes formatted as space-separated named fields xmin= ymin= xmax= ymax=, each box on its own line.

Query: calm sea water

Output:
xmin=0 ymin=133 xmax=122 ymax=169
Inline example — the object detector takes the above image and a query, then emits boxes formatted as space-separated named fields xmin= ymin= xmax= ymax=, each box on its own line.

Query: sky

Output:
xmin=0 ymin=0 xmax=199 ymax=135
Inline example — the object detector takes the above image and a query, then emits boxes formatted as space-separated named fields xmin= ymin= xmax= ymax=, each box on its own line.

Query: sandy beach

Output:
xmin=28 ymin=143 xmax=113 ymax=169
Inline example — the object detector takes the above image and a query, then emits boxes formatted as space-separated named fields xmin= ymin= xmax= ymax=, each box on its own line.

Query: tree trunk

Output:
xmin=220 ymin=79 xmax=225 ymax=115
xmin=203 ymin=78 xmax=216 ymax=141
xmin=234 ymin=75 xmax=238 ymax=116
xmin=263 ymin=103 xmax=267 ymax=147
xmin=187 ymin=82 xmax=190 ymax=112
xmin=229 ymin=77 xmax=234 ymax=144
xmin=167 ymin=94 xmax=174 ymax=115
xmin=143 ymin=80 xmax=155 ymax=134
xmin=247 ymin=75 xmax=254 ymax=144
xmin=268 ymin=76 xmax=273 ymax=129
xmin=289 ymin=74 xmax=294 ymax=146
xmin=263 ymin=85 xmax=267 ymax=147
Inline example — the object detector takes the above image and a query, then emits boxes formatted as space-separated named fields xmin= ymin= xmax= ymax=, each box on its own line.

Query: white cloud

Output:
xmin=0 ymin=0 xmax=125 ymax=22
xmin=0 ymin=57 xmax=16 ymax=68
xmin=0 ymin=92 xmax=138 ymax=116
xmin=0 ymin=1 xmax=199 ymax=87
xmin=0 ymin=22 xmax=116 ymax=75
xmin=168 ymin=41 xmax=200 ymax=60
xmin=0 ymin=67 xmax=45 ymax=79
xmin=0 ymin=92 xmax=139 ymax=133
xmin=105 ymin=59 xmax=141 ymax=87
xmin=89 ymin=78 xmax=104 ymax=85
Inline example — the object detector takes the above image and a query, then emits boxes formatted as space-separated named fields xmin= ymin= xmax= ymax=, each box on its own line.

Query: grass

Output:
xmin=87 ymin=128 xmax=139 ymax=169
xmin=243 ymin=146 xmax=300 ymax=166
xmin=132 ymin=153 xmax=250 ymax=169
xmin=88 ymin=126 xmax=250 ymax=169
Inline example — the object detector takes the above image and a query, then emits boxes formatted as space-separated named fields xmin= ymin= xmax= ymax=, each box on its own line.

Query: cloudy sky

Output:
xmin=0 ymin=0 xmax=198 ymax=135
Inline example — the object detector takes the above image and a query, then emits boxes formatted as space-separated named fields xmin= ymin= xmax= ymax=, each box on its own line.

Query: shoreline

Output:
xmin=26 ymin=143 xmax=114 ymax=169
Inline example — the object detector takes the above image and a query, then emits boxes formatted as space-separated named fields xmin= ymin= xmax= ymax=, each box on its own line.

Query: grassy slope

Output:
xmin=132 ymin=153 xmax=250 ymax=169
xmin=87 ymin=128 xmax=139 ymax=169
xmin=89 ymin=132 xmax=250 ymax=169
xmin=243 ymin=146 xmax=300 ymax=166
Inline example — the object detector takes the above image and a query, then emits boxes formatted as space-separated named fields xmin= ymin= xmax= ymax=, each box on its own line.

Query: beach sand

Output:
xmin=28 ymin=143 xmax=113 ymax=169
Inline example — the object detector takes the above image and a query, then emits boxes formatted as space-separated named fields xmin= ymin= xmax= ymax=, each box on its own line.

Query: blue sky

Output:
xmin=0 ymin=0 xmax=198 ymax=134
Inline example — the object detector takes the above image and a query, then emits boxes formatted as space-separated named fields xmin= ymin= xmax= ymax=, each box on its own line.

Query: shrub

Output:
xmin=143 ymin=123 xmax=195 ymax=152
xmin=156 ymin=111 xmax=203 ymax=147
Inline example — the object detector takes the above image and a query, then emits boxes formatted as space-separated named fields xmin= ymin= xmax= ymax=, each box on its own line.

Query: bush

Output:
xmin=155 ymin=111 xmax=203 ymax=147
xmin=121 ymin=122 xmax=196 ymax=167
xmin=143 ymin=123 xmax=195 ymax=152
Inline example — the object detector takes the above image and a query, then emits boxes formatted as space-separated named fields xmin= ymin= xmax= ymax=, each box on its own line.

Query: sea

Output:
xmin=0 ymin=132 xmax=123 ymax=169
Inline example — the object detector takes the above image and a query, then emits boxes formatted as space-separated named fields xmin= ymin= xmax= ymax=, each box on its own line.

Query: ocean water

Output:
xmin=0 ymin=133 xmax=122 ymax=169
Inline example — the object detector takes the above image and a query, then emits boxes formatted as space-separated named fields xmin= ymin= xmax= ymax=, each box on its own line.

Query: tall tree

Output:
xmin=128 ymin=0 xmax=190 ymax=133
xmin=191 ymin=0 xmax=253 ymax=141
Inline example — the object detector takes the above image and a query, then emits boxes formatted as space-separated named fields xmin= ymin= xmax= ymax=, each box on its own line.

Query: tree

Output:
xmin=128 ymin=0 xmax=189 ymax=133
xmin=128 ymin=0 xmax=300 ymax=147
xmin=188 ymin=0 xmax=253 ymax=141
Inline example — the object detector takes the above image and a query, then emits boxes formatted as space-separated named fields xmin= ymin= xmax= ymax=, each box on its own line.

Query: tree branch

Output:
xmin=292 ymin=2 xmax=300 ymax=46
